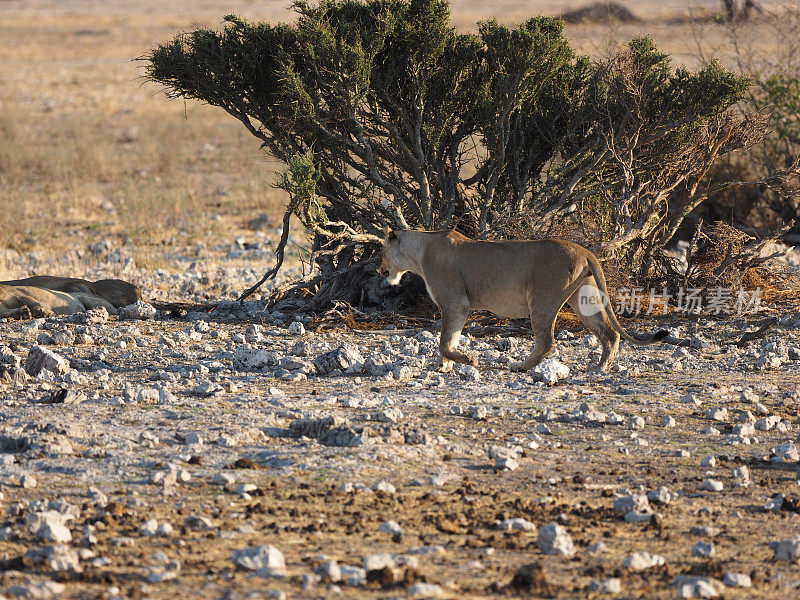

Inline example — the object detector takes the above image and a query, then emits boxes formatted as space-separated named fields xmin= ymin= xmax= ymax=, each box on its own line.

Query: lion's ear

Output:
xmin=384 ymin=226 xmax=397 ymax=241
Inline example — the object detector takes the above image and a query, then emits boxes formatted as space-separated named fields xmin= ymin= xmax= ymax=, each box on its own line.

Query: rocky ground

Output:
xmin=2 ymin=233 xmax=800 ymax=600
xmin=5 ymin=0 xmax=800 ymax=597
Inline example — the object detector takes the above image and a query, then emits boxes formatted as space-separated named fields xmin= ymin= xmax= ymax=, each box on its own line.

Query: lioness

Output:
xmin=0 ymin=276 xmax=141 ymax=308
xmin=0 ymin=284 xmax=117 ymax=320
xmin=378 ymin=228 xmax=667 ymax=373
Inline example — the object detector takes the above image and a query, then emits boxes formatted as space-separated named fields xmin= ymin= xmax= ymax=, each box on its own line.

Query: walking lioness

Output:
xmin=378 ymin=228 xmax=667 ymax=373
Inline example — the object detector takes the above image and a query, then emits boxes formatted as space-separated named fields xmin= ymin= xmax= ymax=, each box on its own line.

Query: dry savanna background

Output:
xmin=1 ymin=0 xmax=791 ymax=284
xmin=4 ymin=2 xmax=800 ymax=600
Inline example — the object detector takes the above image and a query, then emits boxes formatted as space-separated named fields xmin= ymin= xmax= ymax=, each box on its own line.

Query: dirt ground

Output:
xmin=1 ymin=306 xmax=800 ymax=598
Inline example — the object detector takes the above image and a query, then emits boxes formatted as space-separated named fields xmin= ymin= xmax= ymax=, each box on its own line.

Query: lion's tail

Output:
xmin=584 ymin=257 xmax=668 ymax=346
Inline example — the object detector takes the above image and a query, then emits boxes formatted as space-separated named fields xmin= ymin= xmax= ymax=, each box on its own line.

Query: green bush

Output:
xmin=145 ymin=0 xmax=772 ymax=297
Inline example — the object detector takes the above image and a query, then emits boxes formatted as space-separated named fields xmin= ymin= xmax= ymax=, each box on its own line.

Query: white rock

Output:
xmin=773 ymin=442 xmax=800 ymax=463
xmin=647 ymin=487 xmax=672 ymax=505
xmin=700 ymin=455 xmax=716 ymax=468
xmin=20 ymin=473 xmax=38 ymax=489
xmin=495 ymin=518 xmax=536 ymax=532
xmin=705 ymin=407 xmax=728 ymax=422
xmin=313 ymin=344 xmax=364 ymax=376
xmin=681 ymin=393 xmax=702 ymax=406
xmin=587 ymin=578 xmax=622 ymax=594
xmin=624 ymin=511 xmax=655 ymax=523
xmin=733 ymin=465 xmax=750 ymax=482
xmin=185 ymin=515 xmax=213 ymax=531
xmin=755 ymin=415 xmax=781 ymax=431
xmin=470 ymin=406 xmax=488 ymax=420
xmin=459 ymin=364 xmax=480 ymax=382
xmin=139 ymin=430 xmax=160 ymax=447
xmin=376 ymin=408 xmax=403 ymax=423
xmin=690 ymin=526 xmax=720 ymax=537
xmin=237 ymin=483 xmax=257 ymax=496
xmin=25 ymin=346 xmax=70 ymax=376
xmin=661 ymin=416 xmax=677 ymax=428
xmin=628 ymin=416 xmax=645 ymax=430
xmin=770 ymin=535 xmax=800 ymax=561
xmin=363 ymin=553 xmax=395 ymax=572
xmin=741 ymin=388 xmax=759 ymax=403
xmin=183 ymin=431 xmax=203 ymax=445
xmin=722 ymin=572 xmax=752 ymax=587
xmin=36 ymin=522 xmax=72 ymax=543
xmin=430 ymin=473 xmax=454 ymax=487
xmin=700 ymin=478 xmax=723 ymax=492
xmin=213 ymin=472 xmax=236 ymax=486
xmin=139 ymin=519 xmax=159 ymax=537
xmin=408 ymin=582 xmax=445 ymax=598
xmin=378 ymin=520 xmax=402 ymax=536
xmin=287 ymin=321 xmax=305 ymax=335
xmin=145 ymin=560 xmax=181 ymax=583
xmin=764 ymin=493 xmax=785 ymax=512
xmin=7 ymin=581 xmax=65 ymax=598
xmin=607 ymin=412 xmax=625 ymax=425
xmin=622 ymin=551 xmax=665 ymax=571
xmin=537 ymin=523 xmax=575 ymax=556
xmin=26 ymin=545 xmax=81 ymax=572
xmin=676 ymin=578 xmax=719 ymax=599
xmin=339 ymin=564 xmax=367 ymax=586
xmin=372 ymin=480 xmax=396 ymax=494
xmin=496 ymin=456 xmax=519 ymax=471
xmin=586 ymin=541 xmax=608 ymax=555
xmin=135 ymin=387 xmax=159 ymax=403
xmin=233 ymin=345 xmax=276 ymax=371
xmin=216 ymin=435 xmax=241 ymax=449
xmin=231 ymin=544 xmax=286 ymax=577
xmin=530 ymin=358 xmax=570 ymax=385
xmin=315 ymin=560 xmax=342 ymax=582
xmin=26 ymin=510 xmax=72 ymax=536
xmin=614 ymin=494 xmax=649 ymax=515
xmin=120 ymin=301 xmax=157 ymax=320
xmin=691 ymin=541 xmax=715 ymax=558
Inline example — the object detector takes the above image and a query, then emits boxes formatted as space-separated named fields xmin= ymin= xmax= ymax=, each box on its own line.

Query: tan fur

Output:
xmin=0 ymin=284 xmax=117 ymax=320
xmin=379 ymin=229 xmax=666 ymax=373
xmin=0 ymin=276 xmax=141 ymax=308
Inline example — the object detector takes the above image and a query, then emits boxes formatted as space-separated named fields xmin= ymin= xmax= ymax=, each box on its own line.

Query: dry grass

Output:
xmin=0 ymin=0 xmax=791 ymax=275
xmin=0 ymin=2 xmax=294 ymax=273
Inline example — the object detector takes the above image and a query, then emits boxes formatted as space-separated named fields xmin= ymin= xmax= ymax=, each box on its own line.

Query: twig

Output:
xmin=659 ymin=334 xmax=693 ymax=348
xmin=735 ymin=316 xmax=778 ymax=347
xmin=238 ymin=205 xmax=293 ymax=301
xmin=713 ymin=220 xmax=795 ymax=279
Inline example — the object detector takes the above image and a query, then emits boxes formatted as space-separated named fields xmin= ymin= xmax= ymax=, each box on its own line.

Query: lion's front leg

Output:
xmin=439 ymin=304 xmax=477 ymax=369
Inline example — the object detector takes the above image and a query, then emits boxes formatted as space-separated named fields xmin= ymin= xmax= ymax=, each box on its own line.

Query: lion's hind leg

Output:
xmin=566 ymin=288 xmax=620 ymax=372
xmin=509 ymin=285 xmax=561 ymax=373
xmin=509 ymin=311 xmax=557 ymax=372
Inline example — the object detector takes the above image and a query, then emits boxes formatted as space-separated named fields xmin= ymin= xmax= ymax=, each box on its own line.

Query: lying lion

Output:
xmin=0 ymin=276 xmax=142 ymax=320
xmin=379 ymin=228 xmax=666 ymax=373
